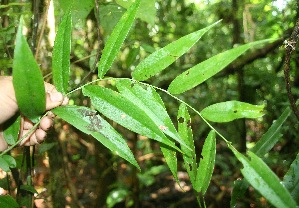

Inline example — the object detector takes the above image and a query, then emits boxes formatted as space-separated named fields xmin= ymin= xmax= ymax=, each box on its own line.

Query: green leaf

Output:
xmin=98 ymin=0 xmax=141 ymax=78
xmin=3 ymin=115 xmax=20 ymax=145
xmin=106 ymin=188 xmax=129 ymax=208
xmin=282 ymin=152 xmax=299 ymax=204
xmin=232 ymin=150 xmax=297 ymax=208
xmin=160 ymin=144 xmax=179 ymax=184
xmin=194 ymin=130 xmax=216 ymax=194
xmin=99 ymin=4 xmax=126 ymax=36
xmin=20 ymin=185 xmax=38 ymax=194
xmin=230 ymin=179 xmax=249 ymax=207
xmin=168 ymin=39 xmax=275 ymax=94
xmin=58 ymin=0 xmax=94 ymax=24
xmin=0 ymin=157 xmax=10 ymax=172
xmin=178 ymin=103 xmax=196 ymax=185
xmin=0 ymin=195 xmax=19 ymax=208
xmin=116 ymin=80 xmax=188 ymax=149
xmin=251 ymin=107 xmax=291 ymax=157
xmin=200 ymin=101 xmax=264 ymax=123
xmin=3 ymin=155 xmax=16 ymax=168
xmin=38 ymin=142 xmax=57 ymax=155
xmin=82 ymin=85 xmax=181 ymax=152
xmin=116 ymin=0 xmax=156 ymax=25
xmin=52 ymin=9 xmax=72 ymax=95
xmin=12 ymin=17 xmax=46 ymax=122
xmin=52 ymin=105 xmax=140 ymax=170
xmin=132 ymin=21 xmax=220 ymax=81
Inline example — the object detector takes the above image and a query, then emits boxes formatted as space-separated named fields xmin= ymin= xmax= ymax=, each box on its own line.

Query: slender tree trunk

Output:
xmin=232 ymin=0 xmax=247 ymax=153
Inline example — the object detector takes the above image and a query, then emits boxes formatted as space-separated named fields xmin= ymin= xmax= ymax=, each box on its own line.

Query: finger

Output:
xmin=29 ymin=133 xmax=39 ymax=145
xmin=47 ymin=111 xmax=55 ymax=118
xmin=44 ymin=82 xmax=58 ymax=93
xmin=62 ymin=96 xmax=69 ymax=106
xmin=19 ymin=130 xmax=32 ymax=146
xmin=46 ymin=91 xmax=64 ymax=110
xmin=39 ymin=116 xmax=53 ymax=131
xmin=35 ymin=129 xmax=46 ymax=143
xmin=23 ymin=119 xmax=33 ymax=130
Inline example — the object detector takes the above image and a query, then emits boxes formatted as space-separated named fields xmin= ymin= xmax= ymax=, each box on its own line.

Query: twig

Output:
xmin=35 ymin=0 xmax=51 ymax=59
xmin=284 ymin=18 xmax=299 ymax=121
xmin=76 ymin=0 xmax=102 ymax=87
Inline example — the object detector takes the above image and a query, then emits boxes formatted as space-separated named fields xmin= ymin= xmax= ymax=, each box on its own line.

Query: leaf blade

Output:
xmin=232 ymin=150 xmax=297 ymax=208
xmin=168 ymin=39 xmax=275 ymax=94
xmin=52 ymin=105 xmax=140 ymax=170
xmin=132 ymin=21 xmax=221 ymax=81
xmin=82 ymin=85 xmax=181 ymax=152
xmin=98 ymin=0 xmax=141 ymax=78
xmin=116 ymin=80 xmax=188 ymax=149
xmin=194 ymin=130 xmax=216 ymax=194
xmin=251 ymin=107 xmax=291 ymax=157
xmin=282 ymin=152 xmax=299 ymax=204
xmin=12 ymin=17 xmax=46 ymax=122
xmin=52 ymin=9 xmax=72 ymax=94
xmin=178 ymin=103 xmax=196 ymax=185
xmin=201 ymin=101 xmax=264 ymax=123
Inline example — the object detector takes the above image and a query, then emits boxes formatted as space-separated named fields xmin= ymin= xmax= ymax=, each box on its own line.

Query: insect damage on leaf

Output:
xmin=77 ymin=109 xmax=102 ymax=132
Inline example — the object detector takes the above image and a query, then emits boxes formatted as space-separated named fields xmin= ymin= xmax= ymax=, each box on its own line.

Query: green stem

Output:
xmin=0 ymin=112 xmax=49 ymax=156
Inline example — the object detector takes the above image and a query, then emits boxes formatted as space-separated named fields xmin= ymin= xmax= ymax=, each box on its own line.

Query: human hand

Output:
xmin=0 ymin=76 xmax=68 ymax=151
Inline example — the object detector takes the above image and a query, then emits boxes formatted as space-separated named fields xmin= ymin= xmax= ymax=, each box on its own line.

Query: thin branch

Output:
xmin=284 ymin=18 xmax=299 ymax=121
xmin=35 ymin=0 xmax=51 ymax=59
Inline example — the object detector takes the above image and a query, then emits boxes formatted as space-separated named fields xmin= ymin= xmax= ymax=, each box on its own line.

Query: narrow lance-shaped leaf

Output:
xmin=194 ymin=130 xmax=216 ymax=194
xmin=231 ymin=149 xmax=297 ymax=208
xmin=98 ymin=0 xmax=141 ymax=78
xmin=178 ymin=103 xmax=196 ymax=185
xmin=231 ymin=107 xmax=291 ymax=206
xmin=251 ymin=107 xmax=291 ymax=157
xmin=52 ymin=9 xmax=72 ymax=94
xmin=52 ymin=105 xmax=140 ymax=170
xmin=116 ymin=80 xmax=188 ymax=150
xmin=168 ymin=39 xmax=276 ymax=94
xmin=282 ymin=152 xmax=299 ymax=204
xmin=201 ymin=101 xmax=264 ymax=123
xmin=132 ymin=21 xmax=221 ymax=81
xmin=116 ymin=0 xmax=156 ymax=25
xmin=116 ymin=79 xmax=189 ymax=183
xmin=82 ymin=85 xmax=182 ymax=152
xmin=13 ymin=17 xmax=45 ymax=122
xmin=160 ymin=144 xmax=179 ymax=185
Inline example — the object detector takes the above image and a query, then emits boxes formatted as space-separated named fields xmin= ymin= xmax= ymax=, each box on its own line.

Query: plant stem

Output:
xmin=0 ymin=112 xmax=49 ymax=156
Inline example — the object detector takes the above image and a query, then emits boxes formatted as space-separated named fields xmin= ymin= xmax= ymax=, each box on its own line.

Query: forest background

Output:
xmin=0 ymin=0 xmax=299 ymax=207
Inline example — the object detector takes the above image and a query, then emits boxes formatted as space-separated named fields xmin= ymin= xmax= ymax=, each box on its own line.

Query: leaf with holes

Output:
xmin=194 ymin=130 xmax=216 ymax=194
xmin=178 ymin=103 xmax=196 ymax=185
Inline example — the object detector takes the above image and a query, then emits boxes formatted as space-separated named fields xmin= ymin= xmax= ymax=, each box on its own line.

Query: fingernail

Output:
xmin=50 ymin=92 xmax=63 ymax=102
